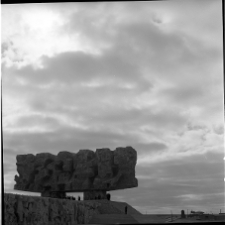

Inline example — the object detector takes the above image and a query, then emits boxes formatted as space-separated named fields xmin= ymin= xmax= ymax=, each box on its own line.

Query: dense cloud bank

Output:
xmin=2 ymin=1 xmax=224 ymax=213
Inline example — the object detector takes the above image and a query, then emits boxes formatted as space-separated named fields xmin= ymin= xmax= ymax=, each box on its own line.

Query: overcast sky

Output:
xmin=2 ymin=1 xmax=224 ymax=214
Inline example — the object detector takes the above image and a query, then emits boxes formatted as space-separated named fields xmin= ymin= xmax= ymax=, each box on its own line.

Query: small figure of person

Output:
xmin=78 ymin=196 xmax=81 ymax=201
xmin=181 ymin=210 xmax=186 ymax=219
xmin=125 ymin=206 xmax=128 ymax=214
xmin=106 ymin=193 xmax=111 ymax=201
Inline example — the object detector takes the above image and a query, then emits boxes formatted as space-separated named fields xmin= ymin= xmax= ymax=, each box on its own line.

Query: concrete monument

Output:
xmin=14 ymin=146 xmax=138 ymax=199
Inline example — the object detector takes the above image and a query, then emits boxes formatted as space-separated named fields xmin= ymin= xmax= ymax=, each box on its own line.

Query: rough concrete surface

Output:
xmin=4 ymin=193 xmax=101 ymax=225
xmin=14 ymin=146 xmax=138 ymax=196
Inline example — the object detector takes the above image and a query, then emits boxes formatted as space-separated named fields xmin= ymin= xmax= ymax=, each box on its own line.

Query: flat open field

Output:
xmin=132 ymin=214 xmax=225 ymax=223
xmin=132 ymin=214 xmax=180 ymax=223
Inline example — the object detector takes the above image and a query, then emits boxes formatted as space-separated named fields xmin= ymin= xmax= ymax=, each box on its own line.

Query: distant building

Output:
xmin=190 ymin=210 xmax=204 ymax=215
xmin=199 ymin=214 xmax=225 ymax=221
xmin=189 ymin=211 xmax=204 ymax=218
xmin=190 ymin=212 xmax=225 ymax=221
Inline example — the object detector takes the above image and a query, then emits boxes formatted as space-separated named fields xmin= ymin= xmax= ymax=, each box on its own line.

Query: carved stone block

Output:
xmin=14 ymin=146 xmax=138 ymax=196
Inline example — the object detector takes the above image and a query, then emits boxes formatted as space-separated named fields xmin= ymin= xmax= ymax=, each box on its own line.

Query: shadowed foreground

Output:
xmin=4 ymin=193 xmax=141 ymax=224
xmin=4 ymin=193 xmax=224 ymax=224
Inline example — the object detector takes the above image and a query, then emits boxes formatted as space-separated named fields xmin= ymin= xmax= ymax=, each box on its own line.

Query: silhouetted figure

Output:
xmin=106 ymin=193 xmax=111 ymax=201
xmin=125 ymin=206 xmax=128 ymax=214
xmin=78 ymin=196 xmax=81 ymax=201
xmin=98 ymin=195 xmax=101 ymax=199
xmin=181 ymin=210 xmax=186 ymax=218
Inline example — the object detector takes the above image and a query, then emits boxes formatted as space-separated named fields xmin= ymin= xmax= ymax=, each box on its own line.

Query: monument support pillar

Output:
xmin=41 ymin=191 xmax=66 ymax=198
xmin=83 ymin=190 xmax=107 ymax=200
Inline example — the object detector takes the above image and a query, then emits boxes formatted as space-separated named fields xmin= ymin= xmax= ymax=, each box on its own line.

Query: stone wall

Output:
xmin=4 ymin=193 xmax=101 ymax=225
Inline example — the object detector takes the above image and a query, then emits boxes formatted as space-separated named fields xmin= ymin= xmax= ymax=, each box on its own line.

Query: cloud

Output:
xmin=132 ymin=151 xmax=224 ymax=212
xmin=3 ymin=126 xmax=130 ymax=154
xmin=213 ymin=124 xmax=224 ymax=135
xmin=134 ymin=142 xmax=167 ymax=156
xmin=110 ymin=152 xmax=224 ymax=214
xmin=162 ymin=85 xmax=205 ymax=105
xmin=3 ymin=161 xmax=16 ymax=175
xmin=1 ymin=42 xmax=10 ymax=55
xmin=6 ymin=114 xmax=61 ymax=132
xmin=2 ymin=1 xmax=223 ymax=214
xmin=6 ymin=49 xmax=152 ymax=94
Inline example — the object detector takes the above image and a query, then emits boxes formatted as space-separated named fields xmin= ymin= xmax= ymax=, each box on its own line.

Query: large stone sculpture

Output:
xmin=14 ymin=146 xmax=138 ymax=198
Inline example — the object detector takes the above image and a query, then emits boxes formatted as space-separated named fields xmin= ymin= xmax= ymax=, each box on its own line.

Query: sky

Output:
xmin=1 ymin=1 xmax=224 ymax=214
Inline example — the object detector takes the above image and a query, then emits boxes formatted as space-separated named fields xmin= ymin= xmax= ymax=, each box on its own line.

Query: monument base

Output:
xmin=83 ymin=190 xmax=107 ymax=200
xmin=41 ymin=190 xmax=66 ymax=198
xmin=41 ymin=190 xmax=107 ymax=200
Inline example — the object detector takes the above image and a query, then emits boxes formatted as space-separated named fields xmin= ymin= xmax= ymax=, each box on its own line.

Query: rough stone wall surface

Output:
xmin=93 ymin=200 xmax=123 ymax=214
xmin=4 ymin=193 xmax=101 ymax=225
xmin=14 ymin=146 xmax=138 ymax=194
